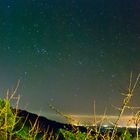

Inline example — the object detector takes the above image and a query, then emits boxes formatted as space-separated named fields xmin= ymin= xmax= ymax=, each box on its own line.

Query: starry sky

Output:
xmin=0 ymin=0 xmax=140 ymax=117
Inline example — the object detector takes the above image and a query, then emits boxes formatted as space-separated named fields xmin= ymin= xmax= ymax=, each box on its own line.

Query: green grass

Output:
xmin=0 ymin=73 xmax=140 ymax=139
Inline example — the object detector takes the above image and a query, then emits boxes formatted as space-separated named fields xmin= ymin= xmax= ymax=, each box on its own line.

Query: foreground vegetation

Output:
xmin=0 ymin=73 xmax=140 ymax=139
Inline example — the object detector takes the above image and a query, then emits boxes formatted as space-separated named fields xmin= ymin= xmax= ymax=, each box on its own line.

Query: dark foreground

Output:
xmin=11 ymin=108 xmax=139 ymax=139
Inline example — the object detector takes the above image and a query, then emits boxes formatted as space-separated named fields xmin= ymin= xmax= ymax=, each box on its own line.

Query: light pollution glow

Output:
xmin=35 ymin=110 xmax=138 ymax=127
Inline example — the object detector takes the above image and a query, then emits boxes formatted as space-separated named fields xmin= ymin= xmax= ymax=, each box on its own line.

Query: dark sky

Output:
xmin=0 ymin=0 xmax=140 ymax=117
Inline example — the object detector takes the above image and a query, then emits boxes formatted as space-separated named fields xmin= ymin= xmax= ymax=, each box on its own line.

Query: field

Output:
xmin=0 ymin=74 xmax=140 ymax=139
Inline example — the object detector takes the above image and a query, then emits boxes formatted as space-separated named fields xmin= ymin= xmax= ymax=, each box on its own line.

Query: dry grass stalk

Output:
xmin=111 ymin=73 xmax=140 ymax=140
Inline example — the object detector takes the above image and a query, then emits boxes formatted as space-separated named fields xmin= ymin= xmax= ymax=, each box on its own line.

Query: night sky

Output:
xmin=0 ymin=0 xmax=140 ymax=119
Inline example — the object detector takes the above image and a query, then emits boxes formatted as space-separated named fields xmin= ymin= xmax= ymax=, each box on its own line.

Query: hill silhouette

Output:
xmin=11 ymin=108 xmax=88 ymax=139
